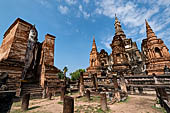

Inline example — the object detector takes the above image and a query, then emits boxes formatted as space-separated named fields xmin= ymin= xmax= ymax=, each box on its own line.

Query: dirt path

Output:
xmin=109 ymin=95 xmax=163 ymax=113
xmin=11 ymin=95 xmax=164 ymax=113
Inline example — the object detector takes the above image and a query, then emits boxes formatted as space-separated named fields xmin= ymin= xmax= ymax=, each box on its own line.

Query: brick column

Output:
xmin=138 ymin=87 xmax=143 ymax=94
xmin=120 ymin=74 xmax=127 ymax=93
xmin=85 ymin=90 xmax=90 ymax=101
xmin=48 ymin=92 xmax=52 ymax=100
xmin=100 ymin=93 xmax=108 ymax=111
xmin=21 ymin=93 xmax=30 ymax=111
xmin=153 ymin=73 xmax=159 ymax=84
xmin=60 ymin=86 xmax=65 ymax=101
xmin=79 ymin=72 xmax=84 ymax=96
xmin=42 ymin=88 xmax=46 ymax=99
xmin=63 ymin=96 xmax=74 ymax=113
xmin=113 ymin=76 xmax=120 ymax=102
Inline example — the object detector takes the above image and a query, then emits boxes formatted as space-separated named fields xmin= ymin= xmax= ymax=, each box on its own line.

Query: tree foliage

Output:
xmin=57 ymin=66 xmax=68 ymax=80
xmin=63 ymin=66 xmax=68 ymax=75
xmin=70 ymin=69 xmax=85 ymax=81
xmin=57 ymin=72 xmax=65 ymax=79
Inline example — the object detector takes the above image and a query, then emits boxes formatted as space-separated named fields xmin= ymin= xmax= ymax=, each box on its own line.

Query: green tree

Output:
xmin=57 ymin=72 xmax=64 ymax=79
xmin=70 ymin=69 xmax=85 ymax=81
xmin=63 ymin=66 xmax=68 ymax=77
xmin=57 ymin=67 xmax=70 ymax=81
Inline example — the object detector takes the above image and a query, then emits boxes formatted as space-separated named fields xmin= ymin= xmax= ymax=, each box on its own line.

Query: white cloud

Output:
xmin=158 ymin=28 xmax=170 ymax=40
xmin=157 ymin=0 xmax=170 ymax=6
xmin=94 ymin=0 xmax=160 ymax=28
xmin=79 ymin=5 xmax=83 ymax=12
xmin=65 ymin=0 xmax=77 ymax=5
xmin=35 ymin=0 xmax=51 ymax=8
xmin=83 ymin=0 xmax=89 ymax=4
xmin=95 ymin=8 xmax=102 ymax=15
xmin=94 ymin=0 xmax=170 ymax=49
xmin=58 ymin=5 xmax=69 ymax=14
xmin=101 ymin=35 xmax=113 ymax=50
xmin=157 ymin=27 xmax=170 ymax=48
xmin=83 ymin=12 xmax=90 ymax=19
xmin=78 ymin=5 xmax=90 ymax=19
xmin=37 ymin=0 xmax=170 ymax=50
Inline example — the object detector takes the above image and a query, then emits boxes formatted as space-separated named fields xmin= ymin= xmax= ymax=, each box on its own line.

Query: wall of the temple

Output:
xmin=0 ymin=23 xmax=18 ymax=61
xmin=0 ymin=18 xmax=61 ymax=96
xmin=41 ymin=34 xmax=55 ymax=66
xmin=8 ymin=21 xmax=32 ymax=62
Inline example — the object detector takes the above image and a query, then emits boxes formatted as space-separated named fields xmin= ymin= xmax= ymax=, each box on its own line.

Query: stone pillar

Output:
xmin=153 ymin=73 xmax=159 ymax=84
xmin=21 ymin=93 xmax=30 ymax=111
xmin=85 ymin=90 xmax=90 ymax=101
xmin=100 ymin=93 xmax=108 ymax=111
xmin=42 ymin=88 xmax=46 ymax=99
xmin=130 ymin=86 xmax=134 ymax=94
xmin=91 ymin=75 xmax=95 ymax=90
xmin=63 ymin=96 xmax=74 ymax=113
xmin=42 ymin=81 xmax=47 ymax=99
xmin=60 ymin=86 xmax=65 ymax=101
xmin=113 ymin=76 xmax=120 ymax=102
xmin=43 ymin=34 xmax=55 ymax=66
xmin=91 ymin=73 xmax=98 ymax=91
xmin=120 ymin=74 xmax=127 ymax=93
xmin=48 ymin=92 xmax=52 ymax=100
xmin=94 ymin=73 xmax=98 ymax=91
xmin=79 ymin=72 xmax=84 ymax=96
xmin=156 ymin=87 xmax=168 ymax=101
xmin=133 ymin=87 xmax=136 ymax=94
xmin=138 ymin=87 xmax=143 ymax=94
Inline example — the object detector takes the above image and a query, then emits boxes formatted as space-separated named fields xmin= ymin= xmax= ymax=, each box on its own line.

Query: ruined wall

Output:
xmin=41 ymin=34 xmax=55 ymax=66
xmin=0 ymin=19 xmax=32 ymax=62
xmin=0 ymin=19 xmax=32 ymax=91
xmin=44 ymin=65 xmax=61 ymax=93
xmin=0 ymin=18 xmax=62 ymax=97
xmin=0 ymin=60 xmax=23 ymax=90
xmin=8 ymin=21 xmax=32 ymax=62
xmin=0 ymin=23 xmax=18 ymax=61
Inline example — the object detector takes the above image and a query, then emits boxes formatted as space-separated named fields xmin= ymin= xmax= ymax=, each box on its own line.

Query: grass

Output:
xmin=151 ymin=105 xmax=167 ymax=113
xmin=12 ymin=101 xmax=21 ymax=107
xmin=10 ymin=109 xmax=51 ymax=113
xmin=76 ymin=96 xmax=89 ymax=102
xmin=75 ymin=105 xmax=111 ymax=113
xmin=11 ymin=99 xmax=50 ymax=113
xmin=91 ymin=96 xmax=101 ymax=102
xmin=57 ymin=101 xmax=63 ymax=105
xmin=67 ymin=92 xmax=79 ymax=96
xmin=12 ymin=98 xmax=47 ymax=107
xmin=76 ymin=95 xmax=101 ymax=103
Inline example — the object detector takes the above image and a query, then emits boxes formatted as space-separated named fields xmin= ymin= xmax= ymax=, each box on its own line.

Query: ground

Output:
xmin=11 ymin=94 xmax=166 ymax=113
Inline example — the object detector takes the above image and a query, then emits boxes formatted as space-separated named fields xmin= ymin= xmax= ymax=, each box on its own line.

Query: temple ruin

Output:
xmin=0 ymin=17 xmax=170 ymax=113
xmin=142 ymin=20 xmax=170 ymax=75
xmin=0 ymin=18 xmax=61 ymax=97
xmin=84 ymin=15 xmax=170 ymax=78
xmin=83 ymin=15 xmax=170 ymax=102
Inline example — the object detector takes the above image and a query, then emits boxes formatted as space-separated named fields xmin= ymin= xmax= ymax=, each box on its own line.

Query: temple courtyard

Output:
xmin=11 ymin=94 xmax=165 ymax=113
xmin=0 ymin=2 xmax=170 ymax=113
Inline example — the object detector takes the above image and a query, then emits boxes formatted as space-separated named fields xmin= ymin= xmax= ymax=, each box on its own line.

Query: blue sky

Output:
xmin=0 ymin=0 xmax=170 ymax=76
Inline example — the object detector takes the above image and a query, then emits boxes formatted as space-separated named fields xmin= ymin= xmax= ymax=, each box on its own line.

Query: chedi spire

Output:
xmin=145 ymin=19 xmax=157 ymax=40
xmin=92 ymin=36 xmax=97 ymax=52
xmin=114 ymin=14 xmax=125 ymax=38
